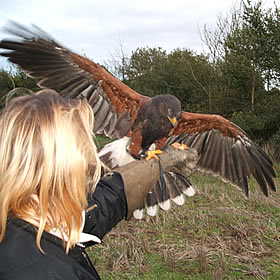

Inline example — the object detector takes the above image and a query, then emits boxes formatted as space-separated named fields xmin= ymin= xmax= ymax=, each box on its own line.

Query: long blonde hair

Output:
xmin=0 ymin=89 xmax=101 ymax=253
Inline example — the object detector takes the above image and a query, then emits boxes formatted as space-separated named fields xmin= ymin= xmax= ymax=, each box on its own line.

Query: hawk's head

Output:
xmin=152 ymin=94 xmax=181 ymax=128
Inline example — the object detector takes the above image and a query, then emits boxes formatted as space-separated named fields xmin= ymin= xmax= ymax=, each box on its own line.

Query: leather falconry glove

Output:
xmin=114 ymin=146 xmax=198 ymax=219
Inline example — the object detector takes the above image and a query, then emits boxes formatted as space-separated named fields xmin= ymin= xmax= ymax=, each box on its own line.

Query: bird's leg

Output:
xmin=171 ymin=142 xmax=188 ymax=150
xmin=145 ymin=150 xmax=163 ymax=160
xmin=143 ymin=142 xmax=187 ymax=161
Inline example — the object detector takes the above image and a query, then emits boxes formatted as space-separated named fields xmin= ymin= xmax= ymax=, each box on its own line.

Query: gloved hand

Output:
xmin=158 ymin=146 xmax=198 ymax=177
xmin=114 ymin=146 xmax=198 ymax=219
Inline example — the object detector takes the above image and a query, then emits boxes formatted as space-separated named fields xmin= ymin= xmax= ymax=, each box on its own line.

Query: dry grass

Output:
xmin=87 ymin=169 xmax=280 ymax=279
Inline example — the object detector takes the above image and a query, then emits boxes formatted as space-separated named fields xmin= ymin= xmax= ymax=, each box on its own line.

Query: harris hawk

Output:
xmin=0 ymin=21 xmax=276 ymax=219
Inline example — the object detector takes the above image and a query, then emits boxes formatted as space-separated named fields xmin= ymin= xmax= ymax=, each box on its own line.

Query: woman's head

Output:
xmin=0 ymin=89 xmax=101 ymax=252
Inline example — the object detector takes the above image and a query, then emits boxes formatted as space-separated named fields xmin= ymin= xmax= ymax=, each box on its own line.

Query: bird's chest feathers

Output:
xmin=140 ymin=117 xmax=172 ymax=149
xmin=142 ymin=117 xmax=170 ymax=135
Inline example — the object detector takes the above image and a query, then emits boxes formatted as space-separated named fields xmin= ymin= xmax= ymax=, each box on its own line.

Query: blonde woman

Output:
xmin=0 ymin=89 xmax=197 ymax=280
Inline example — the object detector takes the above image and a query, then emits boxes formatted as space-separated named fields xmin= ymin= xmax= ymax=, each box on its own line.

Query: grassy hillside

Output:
xmin=87 ymin=165 xmax=280 ymax=279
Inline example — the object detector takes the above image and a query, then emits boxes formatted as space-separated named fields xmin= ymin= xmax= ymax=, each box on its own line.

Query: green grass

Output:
xmin=87 ymin=171 xmax=280 ymax=279
xmin=94 ymin=134 xmax=113 ymax=150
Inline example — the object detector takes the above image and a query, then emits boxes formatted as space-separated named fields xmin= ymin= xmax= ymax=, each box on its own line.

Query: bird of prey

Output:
xmin=0 ymin=21 xmax=276 ymax=219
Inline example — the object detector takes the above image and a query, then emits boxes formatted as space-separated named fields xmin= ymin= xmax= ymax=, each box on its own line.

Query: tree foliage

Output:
xmin=123 ymin=47 xmax=218 ymax=114
xmin=0 ymin=67 xmax=39 ymax=109
xmin=202 ymin=0 xmax=280 ymax=151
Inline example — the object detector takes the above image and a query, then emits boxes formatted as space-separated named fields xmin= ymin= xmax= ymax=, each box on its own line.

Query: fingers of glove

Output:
xmin=160 ymin=146 xmax=198 ymax=165
xmin=181 ymin=161 xmax=197 ymax=172
xmin=159 ymin=147 xmax=198 ymax=173
xmin=171 ymin=161 xmax=197 ymax=177
xmin=172 ymin=167 xmax=193 ymax=177
xmin=181 ymin=148 xmax=198 ymax=163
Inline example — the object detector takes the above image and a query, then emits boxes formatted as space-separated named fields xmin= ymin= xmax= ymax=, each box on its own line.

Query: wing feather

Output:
xmin=80 ymin=84 xmax=97 ymax=99
xmin=104 ymin=113 xmax=118 ymax=138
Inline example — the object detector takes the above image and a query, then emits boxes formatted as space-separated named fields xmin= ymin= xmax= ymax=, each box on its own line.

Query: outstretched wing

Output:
xmin=167 ymin=111 xmax=276 ymax=197
xmin=0 ymin=21 xmax=150 ymax=138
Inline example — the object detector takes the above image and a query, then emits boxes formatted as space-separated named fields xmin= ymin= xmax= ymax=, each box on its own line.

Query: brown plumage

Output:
xmin=0 ymin=21 xmax=276 ymax=218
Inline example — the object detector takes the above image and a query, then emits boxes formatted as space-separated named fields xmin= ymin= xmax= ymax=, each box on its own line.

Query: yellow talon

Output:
xmin=171 ymin=142 xmax=188 ymax=150
xmin=181 ymin=143 xmax=188 ymax=150
xmin=145 ymin=150 xmax=163 ymax=160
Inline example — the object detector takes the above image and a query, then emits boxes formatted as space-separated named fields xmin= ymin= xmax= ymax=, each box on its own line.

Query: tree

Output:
xmin=201 ymin=0 xmax=280 ymax=143
xmin=203 ymin=0 xmax=279 ymax=111
xmin=103 ymin=38 xmax=130 ymax=81
xmin=0 ymin=67 xmax=39 ymax=110
xmin=241 ymin=0 xmax=280 ymax=89
xmin=122 ymin=47 xmax=219 ymax=114
xmin=124 ymin=47 xmax=168 ymax=97
xmin=0 ymin=69 xmax=14 ymax=109
xmin=159 ymin=49 xmax=216 ymax=113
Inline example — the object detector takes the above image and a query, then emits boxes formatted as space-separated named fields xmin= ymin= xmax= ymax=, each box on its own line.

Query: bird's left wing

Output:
xmin=167 ymin=111 xmax=276 ymax=197
xmin=0 ymin=21 xmax=149 ymax=138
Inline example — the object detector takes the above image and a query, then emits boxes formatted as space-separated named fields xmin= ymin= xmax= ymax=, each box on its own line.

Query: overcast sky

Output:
xmin=0 ymin=0 xmax=277 ymax=69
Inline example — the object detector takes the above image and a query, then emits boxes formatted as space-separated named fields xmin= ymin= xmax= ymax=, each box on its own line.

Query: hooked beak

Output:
xmin=168 ymin=116 xmax=178 ymax=128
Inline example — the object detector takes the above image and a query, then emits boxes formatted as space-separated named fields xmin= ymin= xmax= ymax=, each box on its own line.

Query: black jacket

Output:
xmin=0 ymin=173 xmax=127 ymax=280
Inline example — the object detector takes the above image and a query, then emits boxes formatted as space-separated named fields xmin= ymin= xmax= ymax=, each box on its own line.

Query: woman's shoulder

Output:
xmin=0 ymin=219 xmax=63 ymax=279
xmin=0 ymin=219 xmax=39 ymax=255
xmin=0 ymin=219 xmax=99 ymax=280
xmin=0 ymin=219 xmax=48 ymax=278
